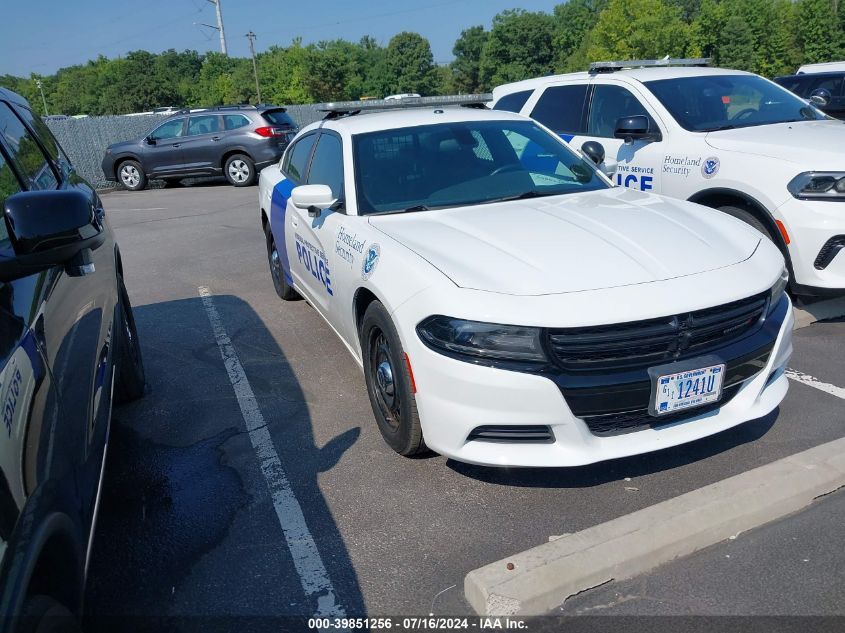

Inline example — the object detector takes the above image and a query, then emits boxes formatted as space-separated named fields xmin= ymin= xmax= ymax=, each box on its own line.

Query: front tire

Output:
xmin=360 ymin=301 xmax=426 ymax=456
xmin=224 ymin=154 xmax=255 ymax=187
xmin=117 ymin=160 xmax=147 ymax=191
xmin=114 ymin=278 xmax=145 ymax=404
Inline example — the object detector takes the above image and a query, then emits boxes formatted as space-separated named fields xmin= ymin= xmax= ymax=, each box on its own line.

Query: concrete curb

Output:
xmin=464 ymin=437 xmax=845 ymax=616
xmin=793 ymin=297 xmax=845 ymax=330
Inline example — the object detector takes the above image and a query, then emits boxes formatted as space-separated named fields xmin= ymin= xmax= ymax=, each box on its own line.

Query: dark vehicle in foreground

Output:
xmin=102 ymin=104 xmax=298 ymax=191
xmin=774 ymin=72 xmax=845 ymax=119
xmin=0 ymin=88 xmax=145 ymax=630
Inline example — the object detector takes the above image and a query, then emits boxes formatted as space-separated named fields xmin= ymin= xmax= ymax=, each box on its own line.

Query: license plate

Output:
xmin=650 ymin=362 xmax=725 ymax=416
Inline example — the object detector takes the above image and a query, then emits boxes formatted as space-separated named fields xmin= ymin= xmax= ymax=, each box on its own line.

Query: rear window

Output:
xmin=493 ymin=90 xmax=532 ymax=113
xmin=261 ymin=109 xmax=295 ymax=128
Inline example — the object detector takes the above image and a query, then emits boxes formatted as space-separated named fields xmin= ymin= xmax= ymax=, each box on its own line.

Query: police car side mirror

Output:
xmin=614 ymin=115 xmax=662 ymax=144
xmin=291 ymin=184 xmax=337 ymax=218
xmin=0 ymin=190 xmax=105 ymax=282
xmin=581 ymin=141 xmax=605 ymax=165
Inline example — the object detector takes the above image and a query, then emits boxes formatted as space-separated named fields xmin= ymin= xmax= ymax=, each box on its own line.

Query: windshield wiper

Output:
xmin=700 ymin=124 xmax=738 ymax=132
xmin=490 ymin=190 xmax=558 ymax=203
xmin=402 ymin=204 xmax=431 ymax=212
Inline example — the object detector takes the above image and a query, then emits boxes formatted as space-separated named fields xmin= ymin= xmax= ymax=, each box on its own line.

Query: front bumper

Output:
xmin=402 ymin=297 xmax=793 ymax=468
xmin=776 ymin=197 xmax=845 ymax=291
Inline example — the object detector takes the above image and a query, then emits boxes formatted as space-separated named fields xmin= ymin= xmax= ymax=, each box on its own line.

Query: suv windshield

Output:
xmin=645 ymin=74 xmax=826 ymax=132
xmin=353 ymin=119 xmax=607 ymax=215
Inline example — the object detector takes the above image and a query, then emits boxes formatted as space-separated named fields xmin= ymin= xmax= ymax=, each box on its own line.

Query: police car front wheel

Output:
xmin=265 ymin=229 xmax=299 ymax=300
xmin=360 ymin=301 xmax=426 ymax=457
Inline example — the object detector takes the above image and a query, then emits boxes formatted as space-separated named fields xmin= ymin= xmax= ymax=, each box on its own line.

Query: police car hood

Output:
xmin=368 ymin=187 xmax=761 ymax=296
xmin=705 ymin=120 xmax=845 ymax=167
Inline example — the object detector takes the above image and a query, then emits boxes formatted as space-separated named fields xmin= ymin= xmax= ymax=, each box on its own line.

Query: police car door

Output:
xmin=574 ymin=81 xmax=666 ymax=193
xmin=288 ymin=131 xmax=344 ymax=317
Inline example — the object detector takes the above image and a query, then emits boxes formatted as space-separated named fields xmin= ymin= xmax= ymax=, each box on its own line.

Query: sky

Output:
xmin=1 ymin=0 xmax=562 ymax=77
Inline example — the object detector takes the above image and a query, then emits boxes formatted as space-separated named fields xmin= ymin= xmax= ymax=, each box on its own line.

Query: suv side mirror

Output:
xmin=614 ymin=115 xmax=662 ymax=144
xmin=0 ymin=190 xmax=105 ymax=282
xmin=291 ymin=184 xmax=337 ymax=218
xmin=809 ymin=88 xmax=831 ymax=108
xmin=145 ymin=136 xmax=156 ymax=145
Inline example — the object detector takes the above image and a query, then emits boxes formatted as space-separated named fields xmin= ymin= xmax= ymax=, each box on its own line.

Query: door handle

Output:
xmin=172 ymin=143 xmax=181 ymax=148
xmin=212 ymin=136 xmax=221 ymax=141
xmin=290 ymin=216 xmax=299 ymax=228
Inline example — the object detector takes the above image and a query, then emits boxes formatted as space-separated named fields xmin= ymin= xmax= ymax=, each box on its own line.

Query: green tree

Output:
xmin=385 ymin=32 xmax=436 ymax=95
xmin=552 ymin=0 xmax=607 ymax=72
xmin=587 ymin=0 xmax=690 ymax=61
xmin=717 ymin=14 xmax=756 ymax=70
xmin=451 ymin=26 xmax=488 ymax=93
xmin=478 ymin=9 xmax=556 ymax=87
xmin=796 ymin=0 xmax=845 ymax=64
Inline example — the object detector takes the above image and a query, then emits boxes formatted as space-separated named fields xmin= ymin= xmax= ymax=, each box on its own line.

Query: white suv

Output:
xmin=492 ymin=59 xmax=845 ymax=296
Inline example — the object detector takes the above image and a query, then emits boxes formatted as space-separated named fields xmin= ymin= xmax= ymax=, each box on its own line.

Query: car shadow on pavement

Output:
xmin=447 ymin=409 xmax=779 ymax=488
xmin=84 ymin=295 xmax=364 ymax=628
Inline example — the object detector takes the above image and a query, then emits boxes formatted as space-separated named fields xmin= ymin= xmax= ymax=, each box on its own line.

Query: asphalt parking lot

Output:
xmin=84 ymin=182 xmax=845 ymax=621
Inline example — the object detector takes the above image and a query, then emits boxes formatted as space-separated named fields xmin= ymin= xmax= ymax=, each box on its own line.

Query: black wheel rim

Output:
xmin=269 ymin=237 xmax=284 ymax=291
xmin=368 ymin=330 xmax=401 ymax=430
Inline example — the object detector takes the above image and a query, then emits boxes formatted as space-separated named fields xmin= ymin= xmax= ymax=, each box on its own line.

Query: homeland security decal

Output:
xmin=663 ymin=155 xmax=701 ymax=177
xmin=335 ymin=226 xmax=366 ymax=265
xmin=701 ymin=156 xmax=720 ymax=179
xmin=361 ymin=244 xmax=380 ymax=280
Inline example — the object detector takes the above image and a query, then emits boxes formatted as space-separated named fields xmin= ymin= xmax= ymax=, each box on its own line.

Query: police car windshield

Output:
xmin=645 ymin=75 xmax=826 ymax=132
xmin=352 ymin=119 xmax=608 ymax=215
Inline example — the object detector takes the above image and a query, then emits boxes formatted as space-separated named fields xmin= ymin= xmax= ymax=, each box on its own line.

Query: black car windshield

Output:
xmin=352 ymin=119 xmax=608 ymax=215
xmin=645 ymin=74 xmax=826 ymax=132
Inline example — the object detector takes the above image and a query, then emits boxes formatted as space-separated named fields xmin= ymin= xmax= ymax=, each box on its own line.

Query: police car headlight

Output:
xmin=417 ymin=316 xmax=546 ymax=363
xmin=768 ymin=267 xmax=789 ymax=314
xmin=787 ymin=172 xmax=845 ymax=200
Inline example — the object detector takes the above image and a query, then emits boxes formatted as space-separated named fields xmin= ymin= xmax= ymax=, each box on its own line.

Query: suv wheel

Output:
xmin=117 ymin=160 xmax=147 ymax=191
xmin=224 ymin=154 xmax=255 ymax=187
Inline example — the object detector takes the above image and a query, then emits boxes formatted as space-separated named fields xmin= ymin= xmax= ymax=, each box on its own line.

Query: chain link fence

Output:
xmin=45 ymin=95 xmax=492 ymax=190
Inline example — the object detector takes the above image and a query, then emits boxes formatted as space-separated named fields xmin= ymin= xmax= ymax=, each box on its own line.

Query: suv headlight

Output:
xmin=417 ymin=316 xmax=546 ymax=363
xmin=787 ymin=172 xmax=845 ymax=200
xmin=768 ymin=267 xmax=789 ymax=313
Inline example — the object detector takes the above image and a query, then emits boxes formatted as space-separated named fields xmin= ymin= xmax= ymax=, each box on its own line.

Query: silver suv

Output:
xmin=102 ymin=104 xmax=298 ymax=190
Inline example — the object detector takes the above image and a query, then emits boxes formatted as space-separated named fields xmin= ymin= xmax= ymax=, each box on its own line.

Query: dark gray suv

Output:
xmin=101 ymin=105 xmax=298 ymax=190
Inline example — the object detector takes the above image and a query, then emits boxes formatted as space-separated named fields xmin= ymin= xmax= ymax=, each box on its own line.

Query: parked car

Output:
xmin=796 ymin=61 xmax=845 ymax=74
xmin=774 ymin=71 xmax=845 ymax=119
xmin=492 ymin=58 xmax=845 ymax=297
xmin=258 ymin=102 xmax=792 ymax=467
xmin=102 ymin=104 xmax=298 ymax=191
xmin=0 ymin=87 xmax=145 ymax=630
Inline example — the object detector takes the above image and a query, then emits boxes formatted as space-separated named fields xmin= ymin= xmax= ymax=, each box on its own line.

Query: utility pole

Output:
xmin=246 ymin=31 xmax=262 ymax=103
xmin=35 ymin=78 xmax=49 ymax=116
xmin=204 ymin=0 xmax=228 ymax=55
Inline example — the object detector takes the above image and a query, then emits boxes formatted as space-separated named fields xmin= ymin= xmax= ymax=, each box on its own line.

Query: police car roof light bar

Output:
xmin=320 ymin=95 xmax=492 ymax=119
xmin=589 ymin=58 xmax=712 ymax=73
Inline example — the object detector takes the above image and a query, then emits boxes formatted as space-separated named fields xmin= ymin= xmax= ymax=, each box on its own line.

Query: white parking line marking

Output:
xmin=198 ymin=286 xmax=344 ymax=617
xmin=786 ymin=369 xmax=845 ymax=400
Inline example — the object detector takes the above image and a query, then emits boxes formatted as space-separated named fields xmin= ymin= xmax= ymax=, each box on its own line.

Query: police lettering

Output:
xmin=295 ymin=238 xmax=333 ymax=296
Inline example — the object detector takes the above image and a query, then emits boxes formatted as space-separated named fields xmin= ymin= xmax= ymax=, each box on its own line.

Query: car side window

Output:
xmin=0 ymin=102 xmax=58 ymax=192
xmin=306 ymin=134 xmax=344 ymax=201
xmin=530 ymin=84 xmax=588 ymax=136
xmin=494 ymin=90 xmax=533 ymax=113
xmin=284 ymin=134 xmax=317 ymax=183
xmin=187 ymin=115 xmax=221 ymax=136
xmin=587 ymin=84 xmax=651 ymax=138
xmin=149 ymin=118 xmax=185 ymax=140
xmin=0 ymin=150 xmax=21 ymax=248
xmin=224 ymin=114 xmax=250 ymax=130
xmin=809 ymin=76 xmax=843 ymax=96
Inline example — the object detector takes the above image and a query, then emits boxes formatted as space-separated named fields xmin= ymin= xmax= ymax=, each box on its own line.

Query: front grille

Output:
xmin=582 ymin=383 xmax=743 ymax=437
xmin=814 ymin=236 xmax=845 ymax=270
xmin=467 ymin=425 xmax=554 ymax=443
xmin=547 ymin=293 xmax=768 ymax=372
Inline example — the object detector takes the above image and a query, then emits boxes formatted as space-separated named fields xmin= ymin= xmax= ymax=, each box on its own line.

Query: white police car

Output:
xmin=492 ymin=58 xmax=845 ymax=297
xmin=258 ymin=102 xmax=792 ymax=467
